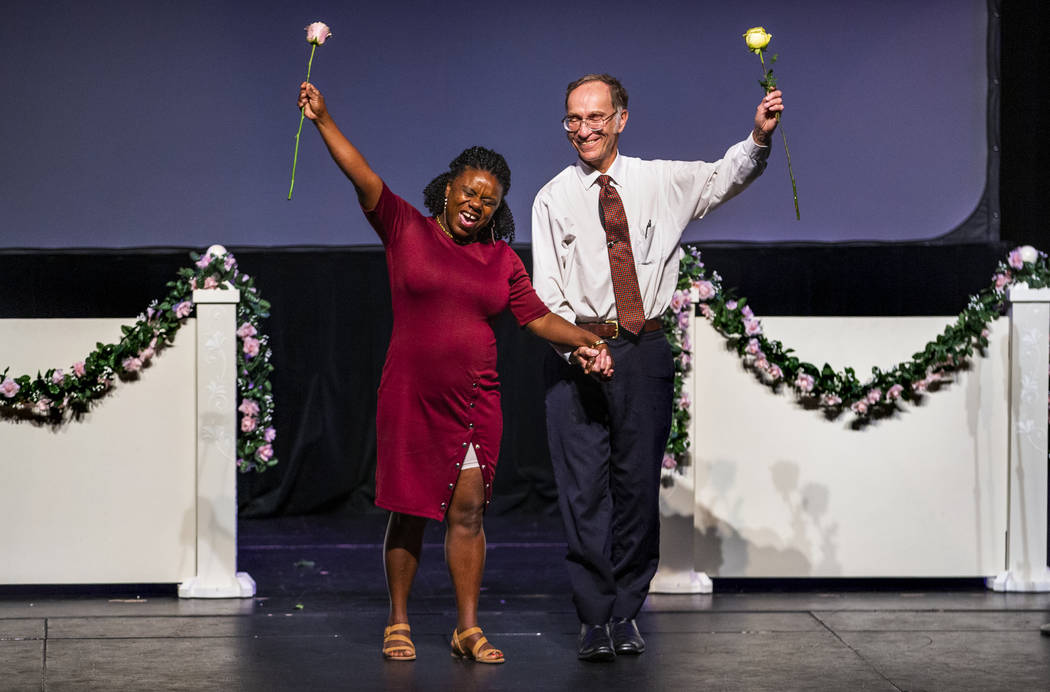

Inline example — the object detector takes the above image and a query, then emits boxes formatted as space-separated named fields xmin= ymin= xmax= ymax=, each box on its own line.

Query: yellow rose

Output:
xmin=743 ymin=26 xmax=772 ymax=53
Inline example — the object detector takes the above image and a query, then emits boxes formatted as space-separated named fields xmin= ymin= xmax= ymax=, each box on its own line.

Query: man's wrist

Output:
xmin=751 ymin=128 xmax=771 ymax=147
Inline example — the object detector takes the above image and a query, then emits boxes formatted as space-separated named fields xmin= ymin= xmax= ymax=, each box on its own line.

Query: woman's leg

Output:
xmin=445 ymin=467 xmax=498 ymax=656
xmin=385 ymin=511 xmax=427 ymax=631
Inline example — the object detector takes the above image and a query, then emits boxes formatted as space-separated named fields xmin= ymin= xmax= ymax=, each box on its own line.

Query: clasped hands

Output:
xmin=572 ymin=343 xmax=614 ymax=380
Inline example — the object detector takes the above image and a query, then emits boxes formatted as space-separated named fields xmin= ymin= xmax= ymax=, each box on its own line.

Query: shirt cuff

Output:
xmin=744 ymin=131 xmax=771 ymax=160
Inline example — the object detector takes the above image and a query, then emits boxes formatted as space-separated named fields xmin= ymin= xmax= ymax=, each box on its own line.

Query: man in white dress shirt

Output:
xmin=531 ymin=73 xmax=783 ymax=661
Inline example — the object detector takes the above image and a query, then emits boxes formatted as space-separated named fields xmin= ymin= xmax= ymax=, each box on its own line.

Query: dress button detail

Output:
xmin=469 ymin=402 xmax=475 ymax=408
xmin=462 ymin=442 xmax=468 ymax=447
xmin=455 ymin=462 xmax=460 ymax=468
xmin=472 ymin=382 xmax=478 ymax=389
xmin=448 ymin=483 xmax=454 ymax=489
xmin=468 ymin=423 xmax=474 ymax=429
xmin=441 ymin=502 xmax=447 ymax=508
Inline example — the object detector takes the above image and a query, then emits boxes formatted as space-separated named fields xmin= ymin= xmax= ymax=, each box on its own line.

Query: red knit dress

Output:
xmin=365 ymin=184 xmax=549 ymax=520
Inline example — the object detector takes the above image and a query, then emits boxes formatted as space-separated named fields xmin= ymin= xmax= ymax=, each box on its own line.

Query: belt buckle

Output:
xmin=604 ymin=319 xmax=619 ymax=340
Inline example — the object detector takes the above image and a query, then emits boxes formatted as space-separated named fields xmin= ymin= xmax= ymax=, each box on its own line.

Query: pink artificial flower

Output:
xmin=189 ymin=278 xmax=198 ymax=290
xmin=662 ymin=454 xmax=677 ymax=470
xmin=699 ymin=304 xmax=714 ymax=319
xmin=679 ymin=391 xmax=691 ymax=409
xmin=138 ymin=346 xmax=155 ymax=362
xmin=994 ymin=273 xmax=1011 ymax=291
xmin=174 ymin=301 xmax=193 ymax=319
xmin=741 ymin=305 xmax=754 ymax=319
xmin=912 ymin=378 xmax=929 ymax=393
xmin=34 ymin=398 xmax=51 ymax=415
xmin=72 ymin=361 xmax=86 ymax=377
xmin=822 ymin=393 xmax=842 ymax=407
xmin=767 ymin=364 xmax=783 ymax=381
xmin=866 ymin=388 xmax=882 ymax=405
xmin=203 ymin=276 xmax=219 ymax=290
xmin=680 ymin=352 xmax=692 ymax=368
xmin=241 ymin=416 xmax=257 ymax=433
xmin=243 ymin=336 xmax=261 ymax=358
xmin=886 ymin=384 xmax=904 ymax=400
xmin=264 ymin=426 xmax=277 ymax=442
xmin=851 ymin=400 xmax=869 ymax=415
xmin=670 ymin=290 xmax=688 ymax=312
xmin=122 ymin=357 xmax=143 ymax=373
xmin=238 ymin=399 xmax=260 ymax=416
xmin=677 ymin=311 xmax=689 ymax=331
xmin=725 ymin=300 xmax=738 ymax=311
xmin=1008 ymin=248 xmax=1023 ymax=270
xmin=224 ymin=255 xmax=236 ymax=271
xmin=754 ymin=357 xmax=770 ymax=372
xmin=1 ymin=377 xmax=20 ymax=398
xmin=305 ymin=22 xmax=332 ymax=45
xmin=744 ymin=319 xmax=762 ymax=336
xmin=795 ymin=373 xmax=815 ymax=393
xmin=746 ymin=338 xmax=762 ymax=355
xmin=981 ymin=328 xmax=990 ymax=339
xmin=51 ymin=369 xmax=65 ymax=385
xmin=693 ymin=280 xmax=716 ymax=301
xmin=146 ymin=307 xmax=156 ymax=322
xmin=237 ymin=323 xmax=257 ymax=339
xmin=195 ymin=253 xmax=213 ymax=269
xmin=256 ymin=444 xmax=274 ymax=462
xmin=681 ymin=333 xmax=691 ymax=352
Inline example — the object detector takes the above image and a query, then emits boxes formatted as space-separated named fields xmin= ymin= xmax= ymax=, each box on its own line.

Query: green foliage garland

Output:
xmin=0 ymin=250 xmax=277 ymax=473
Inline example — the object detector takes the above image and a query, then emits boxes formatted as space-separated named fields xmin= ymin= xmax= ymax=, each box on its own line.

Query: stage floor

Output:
xmin=2 ymin=513 xmax=1050 ymax=691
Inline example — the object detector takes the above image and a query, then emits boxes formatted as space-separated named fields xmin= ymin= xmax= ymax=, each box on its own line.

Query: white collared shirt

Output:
xmin=531 ymin=135 xmax=769 ymax=327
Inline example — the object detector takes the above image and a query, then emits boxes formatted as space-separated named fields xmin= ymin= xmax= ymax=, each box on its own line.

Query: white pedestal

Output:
xmin=988 ymin=285 xmax=1050 ymax=592
xmin=653 ymin=467 xmax=713 ymax=594
xmin=178 ymin=288 xmax=255 ymax=598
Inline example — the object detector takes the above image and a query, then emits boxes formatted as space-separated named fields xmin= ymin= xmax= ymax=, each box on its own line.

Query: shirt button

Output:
xmin=455 ymin=462 xmax=460 ymax=468
xmin=468 ymin=423 xmax=474 ymax=429
xmin=462 ymin=442 xmax=468 ymax=447
xmin=472 ymin=383 xmax=478 ymax=389
xmin=469 ymin=402 xmax=475 ymax=408
xmin=475 ymin=444 xmax=480 ymax=449
xmin=448 ymin=483 xmax=454 ymax=489
xmin=441 ymin=502 xmax=447 ymax=508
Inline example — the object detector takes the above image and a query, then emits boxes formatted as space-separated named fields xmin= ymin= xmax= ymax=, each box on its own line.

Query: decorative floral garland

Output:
xmin=0 ymin=248 xmax=277 ymax=473
xmin=662 ymin=245 xmax=1050 ymax=472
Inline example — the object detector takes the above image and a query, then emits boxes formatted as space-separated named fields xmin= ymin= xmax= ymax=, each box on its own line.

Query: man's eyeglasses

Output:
xmin=562 ymin=110 xmax=620 ymax=132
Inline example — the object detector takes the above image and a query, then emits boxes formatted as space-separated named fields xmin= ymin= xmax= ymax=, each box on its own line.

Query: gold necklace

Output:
xmin=435 ymin=213 xmax=471 ymax=245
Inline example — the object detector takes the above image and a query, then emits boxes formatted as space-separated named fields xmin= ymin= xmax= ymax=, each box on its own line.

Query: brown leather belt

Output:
xmin=576 ymin=318 xmax=663 ymax=340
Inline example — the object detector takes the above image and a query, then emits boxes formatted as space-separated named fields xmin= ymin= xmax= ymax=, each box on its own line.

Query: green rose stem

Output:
xmin=287 ymin=43 xmax=318 ymax=201
xmin=757 ymin=50 xmax=800 ymax=220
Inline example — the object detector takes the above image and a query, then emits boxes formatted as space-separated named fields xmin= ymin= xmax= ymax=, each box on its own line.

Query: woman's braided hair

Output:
xmin=423 ymin=146 xmax=514 ymax=243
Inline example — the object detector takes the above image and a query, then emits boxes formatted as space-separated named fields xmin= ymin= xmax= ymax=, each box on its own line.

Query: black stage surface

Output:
xmin=3 ymin=513 xmax=1050 ymax=691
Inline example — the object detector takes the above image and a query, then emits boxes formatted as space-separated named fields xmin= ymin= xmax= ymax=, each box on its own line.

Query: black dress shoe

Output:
xmin=577 ymin=623 xmax=616 ymax=662
xmin=609 ymin=617 xmax=646 ymax=655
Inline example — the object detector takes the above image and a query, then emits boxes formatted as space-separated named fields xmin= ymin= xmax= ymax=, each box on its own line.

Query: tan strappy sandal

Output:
xmin=450 ymin=626 xmax=505 ymax=664
xmin=382 ymin=623 xmax=416 ymax=661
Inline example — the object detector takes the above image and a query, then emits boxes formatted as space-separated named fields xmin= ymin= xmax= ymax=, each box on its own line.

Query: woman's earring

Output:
xmin=443 ymin=197 xmax=447 ymax=214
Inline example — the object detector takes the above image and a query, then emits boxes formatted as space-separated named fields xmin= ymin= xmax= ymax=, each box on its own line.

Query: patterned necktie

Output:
xmin=597 ymin=174 xmax=645 ymax=335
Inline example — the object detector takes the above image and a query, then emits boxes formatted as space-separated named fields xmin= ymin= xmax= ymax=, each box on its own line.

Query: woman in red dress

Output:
xmin=298 ymin=82 xmax=613 ymax=664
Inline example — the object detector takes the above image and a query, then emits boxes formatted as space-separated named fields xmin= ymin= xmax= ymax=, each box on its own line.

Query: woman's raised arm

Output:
xmin=298 ymin=81 xmax=384 ymax=211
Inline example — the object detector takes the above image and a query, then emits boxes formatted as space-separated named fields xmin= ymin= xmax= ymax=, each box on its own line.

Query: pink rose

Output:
xmin=1 ymin=378 xmax=21 ymax=398
xmin=203 ymin=276 xmax=219 ymax=290
xmin=238 ymin=399 xmax=260 ymax=416
xmin=725 ymin=300 xmax=738 ymax=311
xmin=993 ymin=273 xmax=1011 ymax=291
xmin=741 ymin=305 xmax=754 ymax=319
xmin=237 ymin=323 xmax=257 ymax=339
xmin=677 ymin=311 xmax=689 ymax=331
xmin=241 ymin=416 xmax=257 ymax=433
xmin=224 ymin=255 xmax=237 ymax=271
xmin=886 ymin=384 xmax=904 ymax=400
xmin=264 ymin=426 xmax=277 ymax=442
xmin=670 ymin=290 xmax=688 ymax=312
xmin=195 ymin=254 xmax=213 ymax=269
xmin=174 ymin=301 xmax=193 ymax=319
xmin=912 ymin=378 xmax=929 ymax=393
xmin=866 ymin=388 xmax=882 ymax=405
xmin=744 ymin=319 xmax=762 ymax=336
xmin=1008 ymin=249 xmax=1024 ymax=270
xmin=51 ymin=369 xmax=65 ymax=385
xmin=822 ymin=393 xmax=842 ymax=407
xmin=243 ymin=336 xmax=261 ymax=358
xmin=767 ymin=364 xmax=783 ymax=381
xmin=851 ymin=400 xmax=869 ymax=415
xmin=746 ymin=338 xmax=762 ymax=355
xmin=256 ymin=444 xmax=274 ymax=462
xmin=693 ymin=280 xmax=716 ymax=301
xmin=699 ymin=304 xmax=714 ymax=319
xmin=662 ymin=454 xmax=677 ymax=470
xmin=679 ymin=352 xmax=691 ymax=368
xmin=679 ymin=391 xmax=691 ymax=409
xmin=795 ymin=373 xmax=815 ymax=392
xmin=122 ymin=357 xmax=143 ymax=373
xmin=34 ymin=398 xmax=51 ymax=415
xmin=72 ymin=361 xmax=86 ymax=377
xmin=754 ymin=357 xmax=769 ymax=371
xmin=189 ymin=278 xmax=198 ymax=290
xmin=139 ymin=346 xmax=155 ymax=361
xmin=305 ymin=21 xmax=332 ymax=45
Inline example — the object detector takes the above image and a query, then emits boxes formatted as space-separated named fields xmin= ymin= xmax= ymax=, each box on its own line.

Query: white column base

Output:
xmin=986 ymin=568 xmax=1050 ymax=593
xmin=651 ymin=569 xmax=713 ymax=594
xmin=179 ymin=571 xmax=256 ymax=598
